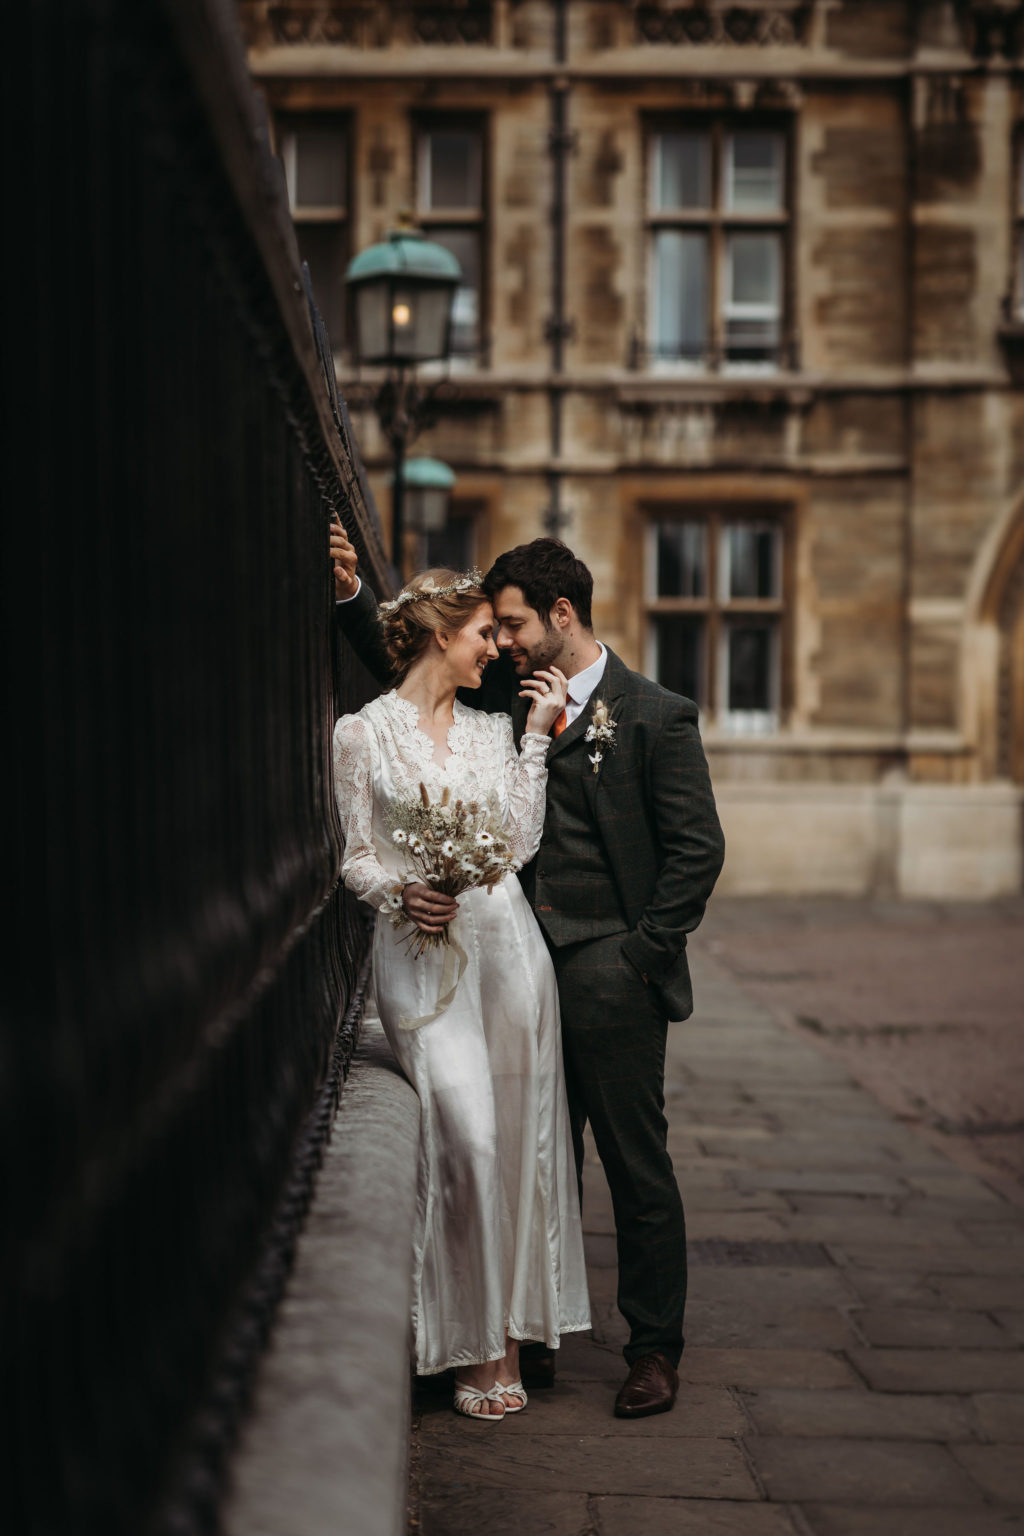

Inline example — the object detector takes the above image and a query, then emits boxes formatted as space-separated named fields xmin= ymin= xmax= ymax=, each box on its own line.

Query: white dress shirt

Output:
xmin=562 ymin=644 xmax=607 ymax=728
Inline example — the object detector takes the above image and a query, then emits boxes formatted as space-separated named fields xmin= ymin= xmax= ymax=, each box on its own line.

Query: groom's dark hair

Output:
xmin=483 ymin=538 xmax=594 ymax=629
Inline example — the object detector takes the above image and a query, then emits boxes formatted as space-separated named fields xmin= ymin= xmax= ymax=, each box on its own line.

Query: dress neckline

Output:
xmin=384 ymin=689 xmax=471 ymax=771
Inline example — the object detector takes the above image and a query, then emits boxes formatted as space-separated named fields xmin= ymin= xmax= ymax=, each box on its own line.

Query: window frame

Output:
xmin=414 ymin=113 xmax=489 ymax=367
xmin=276 ymin=112 xmax=351 ymax=352
xmin=643 ymin=505 xmax=790 ymax=734
xmin=645 ymin=115 xmax=792 ymax=375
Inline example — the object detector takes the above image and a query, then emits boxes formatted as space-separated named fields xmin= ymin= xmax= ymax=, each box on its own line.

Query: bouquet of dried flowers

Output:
xmin=383 ymin=783 xmax=521 ymax=955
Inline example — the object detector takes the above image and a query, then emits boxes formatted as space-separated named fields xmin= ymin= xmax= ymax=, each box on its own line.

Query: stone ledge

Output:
xmin=712 ymin=781 xmax=1023 ymax=899
xmin=224 ymin=1014 xmax=420 ymax=1536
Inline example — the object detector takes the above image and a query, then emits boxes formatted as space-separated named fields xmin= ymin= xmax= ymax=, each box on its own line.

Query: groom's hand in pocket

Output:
xmin=403 ymin=883 xmax=458 ymax=935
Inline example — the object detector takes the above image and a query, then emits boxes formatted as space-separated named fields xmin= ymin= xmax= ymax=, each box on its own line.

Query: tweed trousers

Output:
xmin=550 ymin=932 xmax=687 ymax=1368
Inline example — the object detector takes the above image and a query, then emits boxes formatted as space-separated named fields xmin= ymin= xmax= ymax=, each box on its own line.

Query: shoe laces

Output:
xmin=630 ymin=1354 xmax=667 ymax=1387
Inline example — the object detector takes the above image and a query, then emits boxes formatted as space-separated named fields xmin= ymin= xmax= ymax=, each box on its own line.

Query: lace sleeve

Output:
xmin=494 ymin=713 xmax=550 ymax=866
xmin=332 ymin=713 xmax=400 ymax=913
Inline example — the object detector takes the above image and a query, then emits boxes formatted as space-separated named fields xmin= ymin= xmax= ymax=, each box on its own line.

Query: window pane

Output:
xmin=424 ymin=130 xmax=482 ymax=209
xmin=728 ymin=233 xmax=780 ymax=307
xmin=725 ymin=233 xmax=781 ymax=364
xmin=726 ymin=132 xmax=783 ymax=212
xmin=652 ymin=231 xmax=708 ymax=360
xmin=425 ymin=515 xmax=474 ymax=571
xmin=428 ymin=227 xmax=480 ymax=353
xmin=652 ymin=132 xmax=710 ymax=210
xmin=723 ymin=522 xmax=780 ymax=599
xmin=296 ymin=223 xmax=347 ymax=346
xmin=655 ymin=522 xmax=706 ymax=597
xmin=292 ymin=124 xmax=347 ymax=208
xmin=652 ymin=615 xmax=705 ymax=704
xmin=725 ymin=621 xmax=775 ymax=712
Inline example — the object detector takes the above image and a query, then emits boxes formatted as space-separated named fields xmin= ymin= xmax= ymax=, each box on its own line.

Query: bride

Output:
xmin=332 ymin=568 xmax=590 ymax=1421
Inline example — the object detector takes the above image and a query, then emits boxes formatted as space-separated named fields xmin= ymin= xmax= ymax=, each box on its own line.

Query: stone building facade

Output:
xmin=241 ymin=0 xmax=1024 ymax=896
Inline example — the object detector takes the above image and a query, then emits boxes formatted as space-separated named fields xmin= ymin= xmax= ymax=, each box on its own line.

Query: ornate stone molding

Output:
xmin=633 ymin=1 xmax=814 ymax=48
xmin=239 ymin=1 xmax=494 ymax=49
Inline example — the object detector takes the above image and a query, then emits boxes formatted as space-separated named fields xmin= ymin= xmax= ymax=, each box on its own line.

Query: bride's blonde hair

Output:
xmin=379 ymin=568 xmax=488 ymax=681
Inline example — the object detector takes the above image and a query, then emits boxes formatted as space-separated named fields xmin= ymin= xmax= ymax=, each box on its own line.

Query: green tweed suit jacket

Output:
xmin=507 ymin=646 xmax=724 ymax=1020
xmin=335 ymin=584 xmax=725 ymax=1020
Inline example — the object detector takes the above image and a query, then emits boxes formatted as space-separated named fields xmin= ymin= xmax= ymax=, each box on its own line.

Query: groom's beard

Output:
xmin=509 ymin=624 xmax=565 ymax=678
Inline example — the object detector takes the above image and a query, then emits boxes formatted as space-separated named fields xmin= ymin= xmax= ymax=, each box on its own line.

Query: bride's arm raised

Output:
xmin=332 ymin=714 xmax=402 ymax=913
xmin=494 ymin=714 xmax=552 ymax=868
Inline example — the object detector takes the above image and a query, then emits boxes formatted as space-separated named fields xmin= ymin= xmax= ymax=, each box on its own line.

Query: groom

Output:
xmin=332 ymin=529 xmax=725 ymax=1418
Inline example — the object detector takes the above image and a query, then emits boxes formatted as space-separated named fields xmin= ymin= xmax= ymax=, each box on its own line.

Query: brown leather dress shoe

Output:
xmin=613 ymin=1353 xmax=679 ymax=1418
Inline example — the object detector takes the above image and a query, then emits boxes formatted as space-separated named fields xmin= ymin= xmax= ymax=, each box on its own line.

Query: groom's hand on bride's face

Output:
xmin=403 ymin=882 xmax=459 ymax=934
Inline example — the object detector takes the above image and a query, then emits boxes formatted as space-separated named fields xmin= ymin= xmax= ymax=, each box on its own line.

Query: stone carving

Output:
xmin=241 ymin=2 xmax=494 ymax=48
xmin=412 ymin=4 xmax=493 ymax=44
xmin=634 ymin=2 xmax=813 ymax=47
xmin=267 ymin=3 xmax=370 ymax=46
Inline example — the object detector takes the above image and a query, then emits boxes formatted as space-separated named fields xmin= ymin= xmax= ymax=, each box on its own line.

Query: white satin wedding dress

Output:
xmin=333 ymin=690 xmax=590 ymax=1375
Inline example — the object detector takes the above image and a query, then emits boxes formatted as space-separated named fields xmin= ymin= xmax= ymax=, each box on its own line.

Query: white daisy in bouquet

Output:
xmin=384 ymin=783 xmax=521 ymax=955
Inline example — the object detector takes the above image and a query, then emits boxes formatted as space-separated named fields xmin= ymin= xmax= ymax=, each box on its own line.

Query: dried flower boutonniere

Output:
xmin=585 ymin=698 xmax=617 ymax=774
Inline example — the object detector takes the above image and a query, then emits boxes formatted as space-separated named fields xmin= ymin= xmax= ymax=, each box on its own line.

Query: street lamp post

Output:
xmin=400 ymin=455 xmax=456 ymax=565
xmin=346 ymin=226 xmax=461 ymax=573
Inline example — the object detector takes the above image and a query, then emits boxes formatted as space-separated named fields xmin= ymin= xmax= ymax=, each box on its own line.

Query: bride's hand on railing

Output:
xmin=520 ymin=666 xmax=569 ymax=736
xmin=402 ymin=882 xmax=458 ymax=935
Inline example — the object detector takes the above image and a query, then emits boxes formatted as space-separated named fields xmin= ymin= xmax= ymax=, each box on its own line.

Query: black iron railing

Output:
xmin=3 ymin=2 xmax=389 ymax=1532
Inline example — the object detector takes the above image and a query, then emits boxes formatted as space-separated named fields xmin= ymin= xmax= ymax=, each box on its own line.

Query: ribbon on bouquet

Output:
xmin=398 ymin=932 xmax=470 ymax=1031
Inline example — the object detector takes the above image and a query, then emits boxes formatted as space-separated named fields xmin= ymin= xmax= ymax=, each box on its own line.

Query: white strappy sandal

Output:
xmin=453 ymin=1381 xmax=507 ymax=1422
xmin=495 ymin=1379 xmax=528 ymax=1414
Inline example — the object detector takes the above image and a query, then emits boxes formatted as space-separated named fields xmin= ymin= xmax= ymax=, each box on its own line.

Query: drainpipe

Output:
xmin=545 ymin=0 xmax=573 ymax=535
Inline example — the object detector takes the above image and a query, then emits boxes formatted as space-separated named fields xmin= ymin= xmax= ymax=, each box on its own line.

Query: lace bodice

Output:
xmin=333 ymin=691 xmax=551 ymax=912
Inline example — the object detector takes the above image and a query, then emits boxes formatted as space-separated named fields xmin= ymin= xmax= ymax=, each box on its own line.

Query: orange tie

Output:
xmin=552 ymin=708 xmax=568 ymax=737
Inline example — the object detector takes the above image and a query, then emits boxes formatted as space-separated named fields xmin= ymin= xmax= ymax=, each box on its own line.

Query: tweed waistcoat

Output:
xmin=524 ymin=747 xmax=627 ymax=946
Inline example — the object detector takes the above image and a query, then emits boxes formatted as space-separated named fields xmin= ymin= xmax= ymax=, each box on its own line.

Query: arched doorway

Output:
xmin=998 ymin=554 xmax=1024 ymax=783
xmin=963 ymin=490 xmax=1024 ymax=783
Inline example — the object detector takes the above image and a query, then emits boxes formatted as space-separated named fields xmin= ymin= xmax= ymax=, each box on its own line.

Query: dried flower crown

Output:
xmin=378 ymin=568 xmax=485 ymax=619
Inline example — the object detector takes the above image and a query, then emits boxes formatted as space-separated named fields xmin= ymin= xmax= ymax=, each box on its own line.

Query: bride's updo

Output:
xmin=379 ymin=568 xmax=488 ymax=681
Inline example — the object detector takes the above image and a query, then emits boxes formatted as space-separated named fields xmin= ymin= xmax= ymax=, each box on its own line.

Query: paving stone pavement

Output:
xmin=408 ymin=932 xmax=1024 ymax=1536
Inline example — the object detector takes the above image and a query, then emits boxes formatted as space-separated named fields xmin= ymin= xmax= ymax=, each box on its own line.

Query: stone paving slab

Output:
xmin=678 ymin=1348 xmax=860 ymax=1390
xmin=739 ymin=1387 xmax=974 ymax=1440
xmin=408 ymin=931 xmax=1024 ymax=1535
xmin=836 ymin=1242 xmax=1024 ymax=1274
xmin=733 ymin=1170 xmax=911 ymax=1197
xmin=800 ymin=1506 xmax=1024 ymax=1535
xmin=419 ymin=1489 xmax=592 ymax=1536
xmin=591 ymin=1498 xmax=802 ymax=1535
xmin=851 ymin=1306 xmax=1015 ymax=1349
xmin=974 ymin=1392 xmax=1024 ymax=1440
xmin=840 ymin=1268 xmax=956 ymax=1308
xmin=686 ymin=1301 xmax=861 ymax=1352
xmin=848 ymin=1347 xmax=1024 ymax=1393
xmin=414 ymin=1433 xmax=758 ymax=1500
xmin=748 ymin=1436 xmax=984 ymax=1504
xmin=995 ymin=1311 xmax=1024 ymax=1344
xmin=934 ymin=1275 xmax=1024 ymax=1308
xmin=950 ymin=1444 xmax=1024 ymax=1503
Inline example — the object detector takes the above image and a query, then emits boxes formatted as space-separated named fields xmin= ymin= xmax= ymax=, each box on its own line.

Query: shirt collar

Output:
xmin=566 ymin=643 xmax=607 ymax=709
